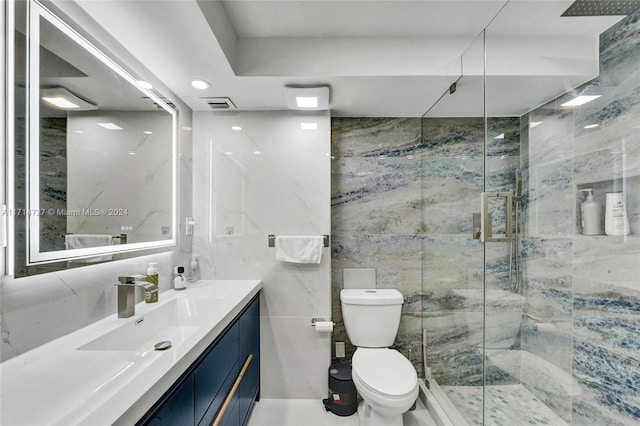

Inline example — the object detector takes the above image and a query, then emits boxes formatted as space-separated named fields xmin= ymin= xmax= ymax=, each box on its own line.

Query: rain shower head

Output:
xmin=561 ymin=0 xmax=640 ymax=16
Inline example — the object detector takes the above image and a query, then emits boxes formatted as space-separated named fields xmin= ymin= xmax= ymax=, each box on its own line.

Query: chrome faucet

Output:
xmin=115 ymin=275 xmax=159 ymax=318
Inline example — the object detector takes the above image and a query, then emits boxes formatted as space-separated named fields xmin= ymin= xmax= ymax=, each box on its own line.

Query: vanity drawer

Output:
xmin=194 ymin=324 xmax=240 ymax=424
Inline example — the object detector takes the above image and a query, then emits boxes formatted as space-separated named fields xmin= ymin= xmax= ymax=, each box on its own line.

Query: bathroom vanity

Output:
xmin=0 ymin=280 xmax=262 ymax=426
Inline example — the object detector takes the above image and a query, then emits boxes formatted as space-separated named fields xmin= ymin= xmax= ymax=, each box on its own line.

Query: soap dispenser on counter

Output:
xmin=580 ymin=188 xmax=602 ymax=236
xmin=188 ymin=255 xmax=200 ymax=282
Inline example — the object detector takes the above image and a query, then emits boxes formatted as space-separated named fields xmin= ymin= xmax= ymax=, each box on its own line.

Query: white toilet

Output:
xmin=340 ymin=288 xmax=419 ymax=426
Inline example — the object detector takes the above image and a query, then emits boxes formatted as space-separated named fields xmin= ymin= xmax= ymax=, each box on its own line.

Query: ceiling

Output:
xmin=72 ymin=0 xmax=624 ymax=117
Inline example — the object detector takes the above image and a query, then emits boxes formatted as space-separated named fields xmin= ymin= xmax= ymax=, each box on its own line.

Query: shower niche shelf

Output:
xmin=575 ymin=175 xmax=639 ymax=237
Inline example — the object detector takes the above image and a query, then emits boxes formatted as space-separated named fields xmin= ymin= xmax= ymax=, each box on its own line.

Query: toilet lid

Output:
xmin=352 ymin=348 xmax=417 ymax=397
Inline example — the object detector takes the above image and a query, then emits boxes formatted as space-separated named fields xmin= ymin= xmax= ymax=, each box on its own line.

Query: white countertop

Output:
xmin=0 ymin=279 xmax=262 ymax=426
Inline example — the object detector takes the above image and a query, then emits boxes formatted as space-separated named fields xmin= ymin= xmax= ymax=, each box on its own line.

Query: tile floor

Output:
xmin=246 ymin=397 xmax=436 ymax=426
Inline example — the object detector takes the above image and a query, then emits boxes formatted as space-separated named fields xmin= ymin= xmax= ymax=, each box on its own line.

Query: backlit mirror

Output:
xmin=15 ymin=0 xmax=177 ymax=273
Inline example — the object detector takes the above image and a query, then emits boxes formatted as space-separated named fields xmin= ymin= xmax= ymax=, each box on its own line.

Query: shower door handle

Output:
xmin=480 ymin=192 xmax=512 ymax=242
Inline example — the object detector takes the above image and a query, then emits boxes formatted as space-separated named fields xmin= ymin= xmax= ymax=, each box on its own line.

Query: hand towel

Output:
xmin=275 ymin=236 xmax=323 ymax=264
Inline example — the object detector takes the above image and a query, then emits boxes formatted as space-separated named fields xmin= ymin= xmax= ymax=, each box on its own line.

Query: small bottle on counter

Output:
xmin=145 ymin=262 xmax=159 ymax=303
xmin=188 ymin=255 xmax=200 ymax=282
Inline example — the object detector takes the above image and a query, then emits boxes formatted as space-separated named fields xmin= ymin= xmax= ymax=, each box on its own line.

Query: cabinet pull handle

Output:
xmin=211 ymin=354 xmax=254 ymax=426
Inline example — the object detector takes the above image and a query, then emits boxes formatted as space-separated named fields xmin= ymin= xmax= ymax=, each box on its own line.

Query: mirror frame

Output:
xmin=25 ymin=0 xmax=177 ymax=265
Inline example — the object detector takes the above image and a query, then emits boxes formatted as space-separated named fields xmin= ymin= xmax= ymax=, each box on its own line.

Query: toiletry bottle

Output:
xmin=580 ymin=188 xmax=602 ymax=235
xmin=605 ymin=192 xmax=630 ymax=236
xmin=189 ymin=255 xmax=200 ymax=282
xmin=145 ymin=262 xmax=159 ymax=303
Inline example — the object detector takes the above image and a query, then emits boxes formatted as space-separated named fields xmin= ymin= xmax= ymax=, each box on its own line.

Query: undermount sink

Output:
xmin=78 ymin=298 xmax=220 ymax=352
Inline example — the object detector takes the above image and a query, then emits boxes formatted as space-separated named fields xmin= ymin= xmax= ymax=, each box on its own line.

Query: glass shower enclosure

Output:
xmin=421 ymin=3 xmax=640 ymax=425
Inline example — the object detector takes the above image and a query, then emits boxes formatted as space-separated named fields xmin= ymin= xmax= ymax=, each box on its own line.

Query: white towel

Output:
xmin=65 ymin=234 xmax=113 ymax=262
xmin=275 ymin=236 xmax=323 ymax=264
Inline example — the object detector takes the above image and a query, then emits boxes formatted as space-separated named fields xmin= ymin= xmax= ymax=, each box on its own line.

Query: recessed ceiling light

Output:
xmin=530 ymin=121 xmax=543 ymax=128
xmin=74 ymin=130 xmax=84 ymax=134
xmin=136 ymin=80 xmax=153 ymax=90
xmin=42 ymin=96 xmax=79 ymax=109
xmin=41 ymin=87 xmax=97 ymax=110
xmin=253 ymin=151 xmax=262 ymax=155
xmin=232 ymin=126 xmax=242 ymax=131
xmin=283 ymin=86 xmax=330 ymax=110
xmin=494 ymin=133 xmax=505 ymax=139
xmin=296 ymin=96 xmax=318 ymax=108
xmin=224 ymin=151 xmax=233 ymax=155
xmin=584 ymin=124 xmax=599 ymax=129
xmin=181 ymin=126 xmax=192 ymax=131
xmin=128 ymin=151 xmax=136 ymax=155
xmin=191 ymin=79 xmax=210 ymax=90
xmin=144 ymin=130 xmax=153 ymax=134
xmin=561 ymin=95 xmax=601 ymax=107
xmin=97 ymin=122 xmax=123 ymax=130
xmin=301 ymin=122 xmax=318 ymax=130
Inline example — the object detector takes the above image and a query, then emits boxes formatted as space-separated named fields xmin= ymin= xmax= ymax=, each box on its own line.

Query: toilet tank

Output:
xmin=340 ymin=289 xmax=404 ymax=347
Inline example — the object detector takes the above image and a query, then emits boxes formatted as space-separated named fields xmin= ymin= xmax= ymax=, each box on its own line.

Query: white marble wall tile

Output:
xmin=261 ymin=260 xmax=331 ymax=319
xmin=192 ymin=111 xmax=331 ymax=399
xmin=260 ymin=316 xmax=331 ymax=399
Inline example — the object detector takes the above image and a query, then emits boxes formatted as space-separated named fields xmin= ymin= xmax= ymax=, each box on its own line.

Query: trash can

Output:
xmin=322 ymin=362 xmax=357 ymax=416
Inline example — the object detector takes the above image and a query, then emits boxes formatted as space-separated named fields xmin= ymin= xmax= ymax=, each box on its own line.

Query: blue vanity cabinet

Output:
xmin=195 ymin=324 xmax=240 ymax=425
xmin=138 ymin=293 xmax=260 ymax=426
xmin=147 ymin=375 xmax=195 ymax=426
xmin=238 ymin=297 xmax=260 ymax=426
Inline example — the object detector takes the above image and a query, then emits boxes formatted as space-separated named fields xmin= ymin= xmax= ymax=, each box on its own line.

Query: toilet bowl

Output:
xmin=340 ymin=289 xmax=419 ymax=426
xmin=352 ymin=348 xmax=418 ymax=425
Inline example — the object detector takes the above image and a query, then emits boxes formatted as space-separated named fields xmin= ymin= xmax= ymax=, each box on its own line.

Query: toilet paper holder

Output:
xmin=311 ymin=318 xmax=334 ymax=333
xmin=311 ymin=317 xmax=334 ymax=326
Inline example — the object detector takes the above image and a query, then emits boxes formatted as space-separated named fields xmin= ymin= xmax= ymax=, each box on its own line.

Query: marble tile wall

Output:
xmin=521 ymin=9 xmax=640 ymax=426
xmin=14 ymin=118 xmax=69 ymax=276
xmin=192 ymin=111 xmax=331 ymax=399
xmin=331 ymin=116 xmax=520 ymax=384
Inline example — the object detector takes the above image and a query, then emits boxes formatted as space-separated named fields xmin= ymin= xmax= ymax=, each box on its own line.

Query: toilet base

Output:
xmin=357 ymin=400 xmax=403 ymax=426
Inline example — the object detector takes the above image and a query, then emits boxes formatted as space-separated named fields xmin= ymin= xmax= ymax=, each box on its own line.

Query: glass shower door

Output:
xmin=420 ymin=32 xmax=488 ymax=426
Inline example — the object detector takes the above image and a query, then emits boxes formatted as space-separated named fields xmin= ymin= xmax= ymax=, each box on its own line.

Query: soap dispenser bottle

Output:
xmin=145 ymin=263 xmax=159 ymax=303
xmin=580 ymin=188 xmax=602 ymax=236
xmin=605 ymin=191 xmax=630 ymax=236
xmin=188 ymin=255 xmax=200 ymax=282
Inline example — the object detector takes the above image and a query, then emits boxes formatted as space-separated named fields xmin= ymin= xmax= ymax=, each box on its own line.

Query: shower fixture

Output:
xmin=561 ymin=0 xmax=640 ymax=16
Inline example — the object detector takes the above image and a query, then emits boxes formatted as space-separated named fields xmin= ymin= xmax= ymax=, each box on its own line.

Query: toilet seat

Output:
xmin=352 ymin=348 xmax=417 ymax=399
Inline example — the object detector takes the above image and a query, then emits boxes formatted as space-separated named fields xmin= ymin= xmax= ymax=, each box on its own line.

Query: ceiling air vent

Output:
xmin=202 ymin=97 xmax=237 ymax=110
